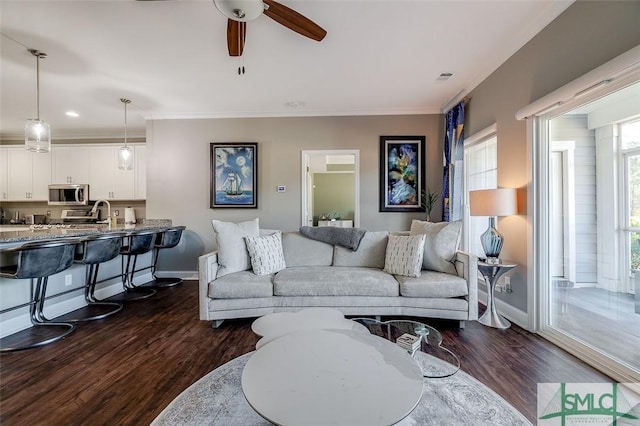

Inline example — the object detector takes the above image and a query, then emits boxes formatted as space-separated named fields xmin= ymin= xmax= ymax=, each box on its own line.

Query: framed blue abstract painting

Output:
xmin=379 ymin=136 xmax=425 ymax=212
xmin=210 ymin=142 xmax=258 ymax=208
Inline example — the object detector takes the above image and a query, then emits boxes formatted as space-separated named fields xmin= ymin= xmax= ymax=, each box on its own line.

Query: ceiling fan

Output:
xmin=213 ymin=0 xmax=327 ymax=57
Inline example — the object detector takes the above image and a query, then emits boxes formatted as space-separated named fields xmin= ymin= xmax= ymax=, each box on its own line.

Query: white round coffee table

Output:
xmin=241 ymin=328 xmax=424 ymax=425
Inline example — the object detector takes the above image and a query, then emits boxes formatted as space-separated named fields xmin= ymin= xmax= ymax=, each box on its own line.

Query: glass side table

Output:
xmin=477 ymin=259 xmax=517 ymax=329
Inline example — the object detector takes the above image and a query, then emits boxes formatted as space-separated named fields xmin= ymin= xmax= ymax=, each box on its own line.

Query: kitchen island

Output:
xmin=0 ymin=220 xmax=177 ymax=339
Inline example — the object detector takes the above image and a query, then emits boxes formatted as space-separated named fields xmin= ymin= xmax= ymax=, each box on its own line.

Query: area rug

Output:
xmin=152 ymin=351 xmax=532 ymax=425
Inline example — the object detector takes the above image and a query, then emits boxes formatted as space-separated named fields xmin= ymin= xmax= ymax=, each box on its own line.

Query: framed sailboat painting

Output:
xmin=210 ymin=142 xmax=258 ymax=208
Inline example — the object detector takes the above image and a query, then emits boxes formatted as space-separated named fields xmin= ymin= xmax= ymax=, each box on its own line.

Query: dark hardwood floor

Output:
xmin=0 ymin=281 xmax=611 ymax=425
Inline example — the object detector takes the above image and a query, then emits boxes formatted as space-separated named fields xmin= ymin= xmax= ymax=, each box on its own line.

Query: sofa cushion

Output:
xmin=282 ymin=232 xmax=333 ymax=267
xmin=245 ymin=232 xmax=286 ymax=275
xmin=396 ymin=271 xmax=468 ymax=298
xmin=383 ymin=234 xmax=425 ymax=278
xmin=274 ymin=266 xmax=399 ymax=297
xmin=212 ymin=218 xmax=259 ymax=278
xmin=409 ymin=220 xmax=462 ymax=275
xmin=333 ymin=231 xmax=388 ymax=268
xmin=208 ymin=271 xmax=274 ymax=299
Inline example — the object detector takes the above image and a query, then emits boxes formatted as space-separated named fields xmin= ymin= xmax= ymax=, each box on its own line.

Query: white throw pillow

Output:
xmin=383 ymin=234 xmax=426 ymax=278
xmin=409 ymin=220 xmax=462 ymax=274
xmin=211 ymin=218 xmax=260 ymax=278
xmin=245 ymin=232 xmax=286 ymax=275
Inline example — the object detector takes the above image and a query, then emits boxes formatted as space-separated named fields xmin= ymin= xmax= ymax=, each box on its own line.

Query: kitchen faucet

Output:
xmin=90 ymin=199 xmax=111 ymax=227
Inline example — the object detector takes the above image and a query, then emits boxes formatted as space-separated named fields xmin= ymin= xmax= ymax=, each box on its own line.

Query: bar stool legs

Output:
xmin=109 ymin=229 xmax=158 ymax=302
xmin=0 ymin=240 xmax=78 ymax=352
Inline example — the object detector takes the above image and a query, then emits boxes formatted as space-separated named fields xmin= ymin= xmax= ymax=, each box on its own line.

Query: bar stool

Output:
xmin=58 ymin=233 xmax=127 ymax=322
xmin=0 ymin=239 xmax=78 ymax=352
xmin=112 ymin=228 xmax=159 ymax=301
xmin=144 ymin=226 xmax=186 ymax=288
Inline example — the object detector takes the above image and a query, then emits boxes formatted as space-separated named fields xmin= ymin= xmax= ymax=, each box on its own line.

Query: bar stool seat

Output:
xmin=111 ymin=228 xmax=160 ymax=302
xmin=57 ymin=233 xmax=127 ymax=322
xmin=0 ymin=239 xmax=79 ymax=352
xmin=143 ymin=226 xmax=186 ymax=288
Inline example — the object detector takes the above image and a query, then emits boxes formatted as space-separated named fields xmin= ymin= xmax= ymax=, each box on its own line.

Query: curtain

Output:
xmin=442 ymin=101 xmax=465 ymax=222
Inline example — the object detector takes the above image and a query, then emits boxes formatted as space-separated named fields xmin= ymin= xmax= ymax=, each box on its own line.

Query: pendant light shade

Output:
xmin=118 ymin=98 xmax=133 ymax=170
xmin=25 ymin=49 xmax=51 ymax=153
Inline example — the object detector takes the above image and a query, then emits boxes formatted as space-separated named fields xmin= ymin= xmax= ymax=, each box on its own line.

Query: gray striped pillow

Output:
xmin=383 ymin=234 xmax=426 ymax=278
xmin=245 ymin=232 xmax=286 ymax=275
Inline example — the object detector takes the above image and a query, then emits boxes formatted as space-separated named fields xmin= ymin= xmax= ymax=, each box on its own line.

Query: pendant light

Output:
xmin=118 ymin=98 xmax=133 ymax=170
xmin=25 ymin=49 xmax=51 ymax=153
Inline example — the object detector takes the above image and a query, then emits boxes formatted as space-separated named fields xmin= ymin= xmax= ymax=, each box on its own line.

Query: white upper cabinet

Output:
xmin=52 ymin=146 xmax=90 ymax=184
xmin=0 ymin=148 xmax=8 ymax=201
xmin=134 ymin=145 xmax=146 ymax=200
xmin=6 ymin=146 xmax=52 ymax=201
xmin=89 ymin=146 xmax=135 ymax=200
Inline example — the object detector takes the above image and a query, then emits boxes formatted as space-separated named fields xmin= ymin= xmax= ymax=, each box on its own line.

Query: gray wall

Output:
xmin=466 ymin=1 xmax=640 ymax=312
xmin=146 ymin=115 xmax=442 ymax=271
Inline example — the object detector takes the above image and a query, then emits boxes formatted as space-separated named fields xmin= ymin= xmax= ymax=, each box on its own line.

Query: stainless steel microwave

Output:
xmin=48 ymin=184 xmax=90 ymax=206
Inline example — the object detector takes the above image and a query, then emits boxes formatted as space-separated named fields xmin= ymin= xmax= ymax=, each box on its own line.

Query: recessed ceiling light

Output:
xmin=65 ymin=111 xmax=80 ymax=117
xmin=437 ymin=73 xmax=453 ymax=81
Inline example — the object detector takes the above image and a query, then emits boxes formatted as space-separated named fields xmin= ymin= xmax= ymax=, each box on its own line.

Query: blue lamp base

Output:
xmin=481 ymin=217 xmax=503 ymax=261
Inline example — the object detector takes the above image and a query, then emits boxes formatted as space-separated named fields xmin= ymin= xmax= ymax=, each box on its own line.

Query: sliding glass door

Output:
xmin=538 ymin=82 xmax=640 ymax=381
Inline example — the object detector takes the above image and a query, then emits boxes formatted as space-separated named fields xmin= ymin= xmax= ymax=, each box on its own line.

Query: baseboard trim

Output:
xmin=155 ymin=270 xmax=198 ymax=280
xmin=478 ymin=289 xmax=530 ymax=330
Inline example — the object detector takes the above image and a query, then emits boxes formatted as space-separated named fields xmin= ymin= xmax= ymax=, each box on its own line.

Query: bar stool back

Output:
xmin=146 ymin=226 xmax=186 ymax=288
xmin=59 ymin=233 xmax=126 ymax=322
xmin=0 ymin=239 xmax=78 ymax=352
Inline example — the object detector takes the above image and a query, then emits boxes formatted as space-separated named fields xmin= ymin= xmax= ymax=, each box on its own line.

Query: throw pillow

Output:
xmin=409 ymin=220 xmax=462 ymax=274
xmin=383 ymin=234 xmax=426 ymax=278
xmin=211 ymin=218 xmax=260 ymax=278
xmin=245 ymin=232 xmax=287 ymax=275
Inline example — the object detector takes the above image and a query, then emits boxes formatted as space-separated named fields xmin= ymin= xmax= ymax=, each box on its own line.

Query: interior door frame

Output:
xmin=301 ymin=149 xmax=360 ymax=228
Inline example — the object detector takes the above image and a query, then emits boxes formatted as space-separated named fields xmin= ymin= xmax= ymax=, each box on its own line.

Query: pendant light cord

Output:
xmin=28 ymin=49 xmax=47 ymax=121
xmin=121 ymin=98 xmax=131 ymax=147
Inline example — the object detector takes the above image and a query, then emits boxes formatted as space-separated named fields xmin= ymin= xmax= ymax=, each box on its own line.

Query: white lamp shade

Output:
xmin=469 ymin=188 xmax=517 ymax=217
xmin=118 ymin=146 xmax=133 ymax=170
xmin=214 ymin=0 xmax=264 ymax=21
xmin=25 ymin=119 xmax=51 ymax=153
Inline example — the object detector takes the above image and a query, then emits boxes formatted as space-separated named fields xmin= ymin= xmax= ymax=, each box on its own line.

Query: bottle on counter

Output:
xmin=111 ymin=213 xmax=118 ymax=228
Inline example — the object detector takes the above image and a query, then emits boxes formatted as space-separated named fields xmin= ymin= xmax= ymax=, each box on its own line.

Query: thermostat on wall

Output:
xmin=277 ymin=185 xmax=286 ymax=193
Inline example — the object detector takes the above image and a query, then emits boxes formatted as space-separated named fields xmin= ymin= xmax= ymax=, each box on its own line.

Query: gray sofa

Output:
xmin=198 ymin=223 xmax=478 ymax=328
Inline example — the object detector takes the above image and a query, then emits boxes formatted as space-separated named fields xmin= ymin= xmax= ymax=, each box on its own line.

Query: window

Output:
xmin=621 ymin=119 xmax=640 ymax=283
xmin=463 ymin=125 xmax=497 ymax=256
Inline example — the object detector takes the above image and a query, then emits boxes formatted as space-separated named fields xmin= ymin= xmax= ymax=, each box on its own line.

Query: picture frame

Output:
xmin=379 ymin=136 xmax=426 ymax=212
xmin=210 ymin=142 xmax=258 ymax=208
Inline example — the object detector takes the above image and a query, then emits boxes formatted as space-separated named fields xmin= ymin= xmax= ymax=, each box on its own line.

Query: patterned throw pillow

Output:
xmin=383 ymin=234 xmax=426 ymax=278
xmin=245 ymin=232 xmax=287 ymax=275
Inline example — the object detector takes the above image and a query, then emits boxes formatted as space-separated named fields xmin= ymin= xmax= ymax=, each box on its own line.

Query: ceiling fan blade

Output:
xmin=263 ymin=0 xmax=326 ymax=42
xmin=227 ymin=19 xmax=246 ymax=57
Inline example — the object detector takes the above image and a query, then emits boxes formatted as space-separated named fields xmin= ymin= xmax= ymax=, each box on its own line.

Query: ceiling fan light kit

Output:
xmin=214 ymin=0 xmax=264 ymax=21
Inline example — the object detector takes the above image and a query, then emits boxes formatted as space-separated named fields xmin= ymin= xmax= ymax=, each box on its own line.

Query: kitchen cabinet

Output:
xmin=134 ymin=145 xmax=146 ymax=199
xmin=0 ymin=148 xmax=7 ymax=201
xmin=6 ymin=146 xmax=52 ymax=201
xmin=52 ymin=146 xmax=90 ymax=184
xmin=89 ymin=146 xmax=135 ymax=200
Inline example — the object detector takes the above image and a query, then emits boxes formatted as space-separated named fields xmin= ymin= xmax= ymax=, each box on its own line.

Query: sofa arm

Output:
xmin=198 ymin=250 xmax=219 ymax=320
xmin=454 ymin=250 xmax=479 ymax=321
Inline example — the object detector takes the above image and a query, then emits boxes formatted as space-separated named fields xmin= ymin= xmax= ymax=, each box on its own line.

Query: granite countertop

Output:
xmin=0 ymin=219 xmax=174 ymax=244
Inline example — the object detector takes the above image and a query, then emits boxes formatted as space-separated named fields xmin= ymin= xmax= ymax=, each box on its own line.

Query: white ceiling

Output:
xmin=0 ymin=0 xmax=573 ymax=140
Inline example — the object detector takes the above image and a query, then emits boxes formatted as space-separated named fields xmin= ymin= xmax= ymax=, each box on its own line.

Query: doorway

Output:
xmin=301 ymin=150 xmax=360 ymax=228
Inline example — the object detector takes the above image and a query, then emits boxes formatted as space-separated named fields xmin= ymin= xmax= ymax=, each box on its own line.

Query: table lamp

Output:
xmin=469 ymin=188 xmax=517 ymax=261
